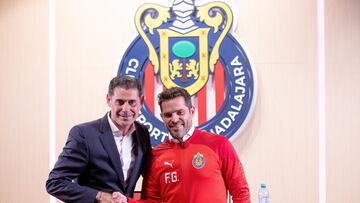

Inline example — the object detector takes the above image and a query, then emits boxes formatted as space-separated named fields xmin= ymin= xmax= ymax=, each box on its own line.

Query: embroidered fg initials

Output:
xmin=164 ymin=172 xmax=179 ymax=184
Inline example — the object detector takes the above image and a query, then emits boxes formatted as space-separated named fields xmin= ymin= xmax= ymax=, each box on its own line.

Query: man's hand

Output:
xmin=112 ymin=192 xmax=128 ymax=203
xmin=96 ymin=191 xmax=127 ymax=203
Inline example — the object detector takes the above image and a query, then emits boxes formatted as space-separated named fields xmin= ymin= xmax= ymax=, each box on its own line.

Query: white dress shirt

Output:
xmin=107 ymin=113 xmax=135 ymax=183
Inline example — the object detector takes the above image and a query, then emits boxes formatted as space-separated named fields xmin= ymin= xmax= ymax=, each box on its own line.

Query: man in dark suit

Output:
xmin=46 ymin=76 xmax=152 ymax=203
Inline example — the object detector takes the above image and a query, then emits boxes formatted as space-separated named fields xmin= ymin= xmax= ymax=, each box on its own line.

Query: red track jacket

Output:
xmin=129 ymin=129 xmax=250 ymax=203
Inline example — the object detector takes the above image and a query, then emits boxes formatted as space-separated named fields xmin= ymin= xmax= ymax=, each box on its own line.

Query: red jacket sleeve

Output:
xmin=220 ymin=139 xmax=251 ymax=203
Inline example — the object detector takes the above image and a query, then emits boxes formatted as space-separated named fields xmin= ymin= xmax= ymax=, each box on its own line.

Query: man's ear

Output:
xmin=106 ymin=94 xmax=111 ymax=106
xmin=190 ymin=106 xmax=195 ymax=115
xmin=140 ymin=95 xmax=144 ymax=105
xmin=159 ymin=104 xmax=164 ymax=120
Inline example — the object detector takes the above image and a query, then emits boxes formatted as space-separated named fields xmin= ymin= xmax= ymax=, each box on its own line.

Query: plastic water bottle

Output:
xmin=258 ymin=183 xmax=270 ymax=203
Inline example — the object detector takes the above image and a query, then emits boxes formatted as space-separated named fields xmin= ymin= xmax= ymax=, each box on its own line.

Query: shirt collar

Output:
xmin=168 ymin=126 xmax=195 ymax=143
xmin=107 ymin=112 xmax=135 ymax=136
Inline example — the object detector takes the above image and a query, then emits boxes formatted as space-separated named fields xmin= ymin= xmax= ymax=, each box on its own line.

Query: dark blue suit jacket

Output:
xmin=46 ymin=114 xmax=151 ymax=203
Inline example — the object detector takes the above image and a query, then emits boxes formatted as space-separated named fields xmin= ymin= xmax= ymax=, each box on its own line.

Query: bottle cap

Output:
xmin=260 ymin=183 xmax=267 ymax=188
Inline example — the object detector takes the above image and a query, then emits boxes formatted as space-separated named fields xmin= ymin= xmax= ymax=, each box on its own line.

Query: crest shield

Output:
xmin=158 ymin=28 xmax=210 ymax=95
xmin=119 ymin=0 xmax=257 ymax=147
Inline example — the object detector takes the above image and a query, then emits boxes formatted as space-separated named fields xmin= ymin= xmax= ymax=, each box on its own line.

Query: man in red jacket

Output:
xmin=119 ymin=87 xmax=250 ymax=203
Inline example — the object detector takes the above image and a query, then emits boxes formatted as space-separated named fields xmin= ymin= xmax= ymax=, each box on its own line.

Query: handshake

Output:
xmin=96 ymin=191 xmax=128 ymax=203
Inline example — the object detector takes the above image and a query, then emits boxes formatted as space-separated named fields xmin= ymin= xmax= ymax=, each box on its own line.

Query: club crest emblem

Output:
xmin=192 ymin=152 xmax=206 ymax=169
xmin=119 ymin=0 xmax=257 ymax=147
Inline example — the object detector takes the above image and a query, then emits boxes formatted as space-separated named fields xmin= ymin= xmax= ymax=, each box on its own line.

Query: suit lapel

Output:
xmin=126 ymin=144 xmax=143 ymax=192
xmin=125 ymin=124 xmax=144 ymax=193
xmin=99 ymin=115 xmax=126 ymax=191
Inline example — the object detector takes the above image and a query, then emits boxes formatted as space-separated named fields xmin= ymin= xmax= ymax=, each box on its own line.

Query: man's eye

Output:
xmin=116 ymin=100 xmax=124 ymax=105
xmin=164 ymin=113 xmax=172 ymax=118
xmin=128 ymin=100 xmax=136 ymax=106
xmin=177 ymin=111 xmax=184 ymax=115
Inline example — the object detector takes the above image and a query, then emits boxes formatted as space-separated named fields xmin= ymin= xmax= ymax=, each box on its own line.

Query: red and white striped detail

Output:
xmin=144 ymin=61 xmax=226 ymax=126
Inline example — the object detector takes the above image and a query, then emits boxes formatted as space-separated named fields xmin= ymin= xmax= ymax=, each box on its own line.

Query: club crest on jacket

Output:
xmin=192 ymin=152 xmax=206 ymax=169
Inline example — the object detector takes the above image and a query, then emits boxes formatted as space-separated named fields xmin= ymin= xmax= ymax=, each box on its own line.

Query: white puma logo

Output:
xmin=164 ymin=160 xmax=174 ymax=168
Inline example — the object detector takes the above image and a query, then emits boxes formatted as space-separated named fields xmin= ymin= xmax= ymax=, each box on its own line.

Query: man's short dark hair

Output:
xmin=157 ymin=87 xmax=192 ymax=110
xmin=108 ymin=76 xmax=143 ymax=96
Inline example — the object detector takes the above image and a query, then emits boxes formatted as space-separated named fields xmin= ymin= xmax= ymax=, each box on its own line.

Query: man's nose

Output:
xmin=122 ymin=102 xmax=131 ymax=111
xmin=171 ymin=114 xmax=179 ymax=123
